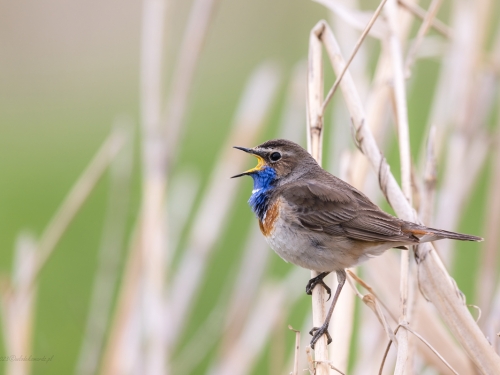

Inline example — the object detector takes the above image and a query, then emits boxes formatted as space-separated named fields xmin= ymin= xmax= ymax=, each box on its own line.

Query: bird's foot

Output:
xmin=309 ymin=323 xmax=332 ymax=349
xmin=306 ymin=273 xmax=331 ymax=301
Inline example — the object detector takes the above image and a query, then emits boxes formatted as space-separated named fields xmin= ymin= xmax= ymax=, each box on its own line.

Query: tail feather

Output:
xmin=427 ymin=227 xmax=483 ymax=242
xmin=403 ymin=223 xmax=483 ymax=242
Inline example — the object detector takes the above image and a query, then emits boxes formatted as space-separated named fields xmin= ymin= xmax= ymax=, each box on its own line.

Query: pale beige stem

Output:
xmin=167 ymin=63 xmax=281 ymax=348
xmin=477 ymin=128 xmax=500 ymax=322
xmin=209 ymin=270 xmax=304 ymax=375
xmin=314 ymin=19 xmax=500 ymax=373
xmin=307 ymin=23 xmax=329 ymax=375
xmin=138 ymin=0 xmax=169 ymax=372
xmin=2 ymin=234 xmax=37 ymax=375
xmin=75 ymin=122 xmax=134 ymax=375
xmin=397 ymin=0 xmax=451 ymax=38
xmin=318 ymin=0 xmax=388 ymax=113
xmin=384 ymin=1 xmax=414 ymax=370
xmin=32 ymin=129 xmax=126 ymax=289
xmin=288 ymin=325 xmax=301 ymax=375
xmin=164 ymin=0 xmax=221 ymax=160
xmin=404 ymin=0 xmax=445 ymax=76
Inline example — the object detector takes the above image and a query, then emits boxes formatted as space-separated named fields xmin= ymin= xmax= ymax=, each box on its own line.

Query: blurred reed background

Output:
xmin=0 ymin=0 xmax=499 ymax=374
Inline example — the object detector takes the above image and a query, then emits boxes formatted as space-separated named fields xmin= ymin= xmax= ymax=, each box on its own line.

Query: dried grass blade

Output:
xmin=32 ymin=129 xmax=126 ymax=288
xmin=166 ymin=63 xmax=281 ymax=348
xmin=316 ymin=19 xmax=500 ymax=373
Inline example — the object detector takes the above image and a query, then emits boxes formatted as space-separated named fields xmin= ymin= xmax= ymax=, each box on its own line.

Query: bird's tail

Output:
xmin=404 ymin=224 xmax=483 ymax=243
xmin=427 ymin=227 xmax=483 ymax=242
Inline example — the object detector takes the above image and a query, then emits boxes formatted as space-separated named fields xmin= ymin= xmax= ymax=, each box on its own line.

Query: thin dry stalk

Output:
xmin=307 ymin=23 xmax=329 ymax=375
xmin=138 ymin=0 xmax=169 ymax=372
xmin=288 ymin=325 xmax=301 ymax=375
xmin=99 ymin=220 xmax=142 ymax=375
xmin=397 ymin=0 xmax=451 ymax=38
xmin=383 ymin=1 xmax=413 ymax=370
xmin=306 ymin=346 xmax=315 ymax=375
xmin=75 ymin=123 xmax=133 ymax=375
xmin=404 ymin=0 xmax=444 ymax=76
xmin=347 ymin=277 xmax=397 ymax=346
xmin=31 ymin=129 xmax=126 ymax=289
xmin=277 ymin=61 xmax=307 ymax=145
xmin=209 ymin=270 xmax=304 ymax=375
xmin=379 ymin=324 xmax=459 ymax=375
xmin=316 ymin=0 xmax=389 ymax=40
xmin=171 ymin=285 xmax=229 ymax=375
xmin=219 ymin=226 xmax=269 ymax=350
xmin=318 ymin=0 xmax=388 ymax=112
xmin=367 ymin=253 xmax=474 ymax=374
xmin=166 ymin=169 xmax=201 ymax=266
xmin=222 ymin=67 xmax=306 ymax=352
xmin=2 ymin=234 xmax=37 ymax=375
xmin=314 ymin=361 xmax=346 ymax=375
xmin=167 ymin=63 xmax=281 ymax=348
xmin=329 ymin=273 xmax=355 ymax=372
xmin=314 ymin=19 xmax=500 ymax=373
xmin=477 ymin=128 xmax=500 ymax=321
xmin=420 ymin=126 xmax=437 ymax=226
xmin=163 ymin=0 xmax=220 ymax=160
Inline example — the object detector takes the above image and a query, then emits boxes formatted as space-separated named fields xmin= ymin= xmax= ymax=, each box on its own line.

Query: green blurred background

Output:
xmin=0 ymin=0 xmax=495 ymax=374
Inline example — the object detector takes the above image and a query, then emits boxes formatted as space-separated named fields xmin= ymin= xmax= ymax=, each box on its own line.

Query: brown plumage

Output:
xmin=232 ymin=138 xmax=482 ymax=348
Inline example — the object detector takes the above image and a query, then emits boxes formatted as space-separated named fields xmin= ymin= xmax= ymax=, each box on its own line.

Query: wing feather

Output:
xmin=281 ymin=181 xmax=417 ymax=243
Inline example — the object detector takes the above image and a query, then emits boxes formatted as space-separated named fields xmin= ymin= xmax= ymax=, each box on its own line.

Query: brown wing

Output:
xmin=281 ymin=181 xmax=419 ymax=243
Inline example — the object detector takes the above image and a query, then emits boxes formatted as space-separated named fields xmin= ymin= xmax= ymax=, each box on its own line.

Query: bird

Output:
xmin=232 ymin=138 xmax=483 ymax=349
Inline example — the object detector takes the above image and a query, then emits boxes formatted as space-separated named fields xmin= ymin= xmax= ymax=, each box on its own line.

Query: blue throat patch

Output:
xmin=248 ymin=166 xmax=276 ymax=222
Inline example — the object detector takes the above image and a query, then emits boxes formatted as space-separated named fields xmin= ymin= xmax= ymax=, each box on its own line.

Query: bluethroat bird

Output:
xmin=232 ymin=139 xmax=482 ymax=349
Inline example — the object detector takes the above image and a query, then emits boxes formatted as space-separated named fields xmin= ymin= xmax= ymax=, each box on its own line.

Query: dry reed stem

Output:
xmin=167 ymin=63 xmax=281 ymax=348
xmin=172 ymin=284 xmax=230 ymax=375
xmin=277 ymin=61 xmax=307 ymax=145
xmin=367 ymin=253 xmax=474 ymax=374
xmin=346 ymin=274 xmax=397 ymax=345
xmin=326 ymin=8 xmax=372 ymax=362
xmin=315 ymin=0 xmax=388 ymax=40
xmin=397 ymin=0 xmax=451 ymax=38
xmin=420 ymin=126 xmax=437 ymax=226
xmin=138 ymin=0 xmax=169 ymax=372
xmin=329 ymin=273 xmax=355 ymax=372
xmin=307 ymin=22 xmax=330 ymax=375
xmin=317 ymin=0 xmax=388 ymax=113
xmin=2 ymin=234 xmax=37 ymax=375
xmin=478 ymin=128 xmax=500 ymax=322
xmin=99 ymin=220 xmax=142 ymax=375
xmin=219 ymin=226 xmax=269 ymax=351
xmin=404 ymin=0 xmax=445 ymax=76
xmin=31 ymin=129 xmax=126 ymax=289
xmin=383 ymin=1 xmax=413 ymax=370
xmin=350 ymin=263 xmax=467 ymax=374
xmin=222 ymin=66 xmax=306 ymax=353
xmin=379 ymin=324 xmax=459 ymax=375
xmin=288 ymin=325 xmax=301 ymax=375
xmin=166 ymin=169 xmax=201 ymax=266
xmin=314 ymin=361 xmax=345 ymax=375
xmin=210 ymin=270 xmax=304 ymax=375
xmin=164 ymin=0 xmax=220 ymax=160
xmin=314 ymin=19 xmax=500 ymax=373
xmin=75 ymin=122 xmax=133 ymax=375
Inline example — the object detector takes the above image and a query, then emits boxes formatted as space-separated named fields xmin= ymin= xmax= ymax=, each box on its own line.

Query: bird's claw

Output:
xmin=309 ymin=324 xmax=332 ymax=349
xmin=306 ymin=275 xmax=332 ymax=301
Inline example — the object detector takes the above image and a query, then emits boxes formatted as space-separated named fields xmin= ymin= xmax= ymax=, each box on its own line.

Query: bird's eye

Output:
xmin=270 ymin=152 xmax=281 ymax=162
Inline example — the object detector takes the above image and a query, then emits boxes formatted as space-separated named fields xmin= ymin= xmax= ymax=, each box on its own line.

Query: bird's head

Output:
xmin=232 ymin=139 xmax=316 ymax=188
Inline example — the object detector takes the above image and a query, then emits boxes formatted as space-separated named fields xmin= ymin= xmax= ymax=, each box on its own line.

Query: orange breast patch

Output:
xmin=259 ymin=199 xmax=280 ymax=236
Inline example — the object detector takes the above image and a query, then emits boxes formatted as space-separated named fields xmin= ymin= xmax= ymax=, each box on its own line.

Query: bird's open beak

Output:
xmin=231 ymin=146 xmax=266 ymax=178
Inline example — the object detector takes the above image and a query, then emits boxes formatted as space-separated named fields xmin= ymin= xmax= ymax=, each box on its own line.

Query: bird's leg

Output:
xmin=306 ymin=271 xmax=331 ymax=300
xmin=309 ymin=269 xmax=346 ymax=349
